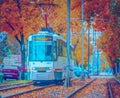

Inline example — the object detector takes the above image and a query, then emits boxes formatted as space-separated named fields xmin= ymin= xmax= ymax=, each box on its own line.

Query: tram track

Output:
xmin=0 ymin=81 xmax=33 ymax=89
xmin=1 ymin=78 xmax=118 ymax=98
xmin=107 ymin=79 xmax=114 ymax=98
xmin=66 ymin=78 xmax=120 ymax=98
xmin=0 ymin=78 xmax=93 ymax=98
xmin=0 ymin=84 xmax=55 ymax=98
xmin=65 ymin=79 xmax=95 ymax=98
xmin=65 ymin=78 xmax=111 ymax=98
xmin=114 ymin=77 xmax=120 ymax=83
xmin=107 ymin=78 xmax=120 ymax=98
xmin=0 ymin=81 xmax=33 ymax=91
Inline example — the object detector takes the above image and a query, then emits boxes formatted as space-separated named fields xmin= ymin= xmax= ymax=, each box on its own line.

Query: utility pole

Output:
xmin=80 ymin=0 xmax=85 ymax=80
xmin=96 ymin=44 xmax=99 ymax=74
xmin=92 ymin=27 xmax=95 ymax=75
xmin=64 ymin=0 xmax=71 ymax=87
xmin=95 ymin=32 xmax=99 ymax=75
xmin=87 ymin=26 xmax=90 ymax=78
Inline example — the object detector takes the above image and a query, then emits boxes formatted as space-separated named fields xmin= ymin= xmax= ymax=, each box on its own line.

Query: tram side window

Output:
xmin=45 ymin=43 xmax=57 ymax=61
xmin=52 ymin=41 xmax=57 ymax=60
xmin=62 ymin=44 xmax=66 ymax=57
xmin=58 ymin=40 xmax=66 ymax=57
xmin=58 ymin=41 xmax=63 ymax=56
xmin=29 ymin=42 xmax=33 ymax=59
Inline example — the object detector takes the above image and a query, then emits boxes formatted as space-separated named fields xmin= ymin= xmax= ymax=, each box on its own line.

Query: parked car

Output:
xmin=2 ymin=67 xmax=19 ymax=80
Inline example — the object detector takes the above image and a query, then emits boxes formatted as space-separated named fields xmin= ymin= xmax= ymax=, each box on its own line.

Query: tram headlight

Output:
xmin=46 ymin=67 xmax=53 ymax=72
xmin=49 ymin=67 xmax=53 ymax=70
xmin=31 ymin=68 xmax=37 ymax=72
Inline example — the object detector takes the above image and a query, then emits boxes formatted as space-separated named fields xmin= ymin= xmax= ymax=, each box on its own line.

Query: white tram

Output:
xmin=27 ymin=28 xmax=75 ymax=84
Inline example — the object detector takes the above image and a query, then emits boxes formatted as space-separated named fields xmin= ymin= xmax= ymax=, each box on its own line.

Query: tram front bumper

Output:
xmin=30 ymin=72 xmax=54 ymax=81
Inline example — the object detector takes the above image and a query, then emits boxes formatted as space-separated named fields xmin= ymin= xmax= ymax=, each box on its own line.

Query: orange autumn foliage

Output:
xmin=0 ymin=0 xmax=94 ymax=65
xmin=73 ymin=0 xmax=120 ymax=67
xmin=96 ymin=12 xmax=120 ymax=67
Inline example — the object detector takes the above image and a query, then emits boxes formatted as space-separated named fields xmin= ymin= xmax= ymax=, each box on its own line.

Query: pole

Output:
xmin=97 ymin=50 xmax=99 ymax=75
xmin=64 ymin=0 xmax=71 ymax=87
xmin=95 ymin=31 xmax=98 ymax=75
xmin=92 ymin=27 xmax=95 ymax=75
xmin=87 ymin=27 xmax=90 ymax=78
xmin=118 ymin=62 xmax=120 ymax=74
xmin=80 ymin=0 xmax=85 ymax=80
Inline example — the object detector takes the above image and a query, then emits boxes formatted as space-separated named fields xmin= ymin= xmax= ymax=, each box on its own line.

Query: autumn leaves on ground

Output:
xmin=0 ymin=0 xmax=120 ymax=68
xmin=1 ymin=78 xmax=120 ymax=98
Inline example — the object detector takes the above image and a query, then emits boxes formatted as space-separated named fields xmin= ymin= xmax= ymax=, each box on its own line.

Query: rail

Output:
xmin=114 ymin=77 xmax=120 ymax=83
xmin=65 ymin=79 xmax=95 ymax=98
xmin=0 ymin=83 xmax=33 ymax=91
xmin=0 ymin=81 xmax=33 ymax=88
xmin=107 ymin=79 xmax=114 ymax=98
xmin=1 ymin=84 xmax=55 ymax=98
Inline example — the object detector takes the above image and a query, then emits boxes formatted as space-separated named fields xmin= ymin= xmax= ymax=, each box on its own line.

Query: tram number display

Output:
xmin=34 ymin=36 xmax=52 ymax=41
xmin=39 ymin=68 xmax=45 ymax=70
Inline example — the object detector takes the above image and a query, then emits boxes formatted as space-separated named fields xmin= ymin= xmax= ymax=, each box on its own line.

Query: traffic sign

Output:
xmin=0 ymin=34 xmax=3 ymax=42
xmin=0 ymin=32 xmax=7 ymax=42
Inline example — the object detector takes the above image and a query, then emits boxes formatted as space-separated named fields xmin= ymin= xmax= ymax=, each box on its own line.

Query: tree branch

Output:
xmin=15 ymin=34 xmax=21 ymax=45
xmin=14 ymin=0 xmax=21 ymax=10
xmin=14 ymin=0 xmax=22 ymax=17
xmin=6 ymin=21 xmax=15 ymax=31
xmin=20 ymin=32 xmax=24 ymax=41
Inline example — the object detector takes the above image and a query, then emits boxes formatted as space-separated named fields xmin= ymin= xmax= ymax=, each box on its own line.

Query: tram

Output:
xmin=27 ymin=27 xmax=75 ymax=84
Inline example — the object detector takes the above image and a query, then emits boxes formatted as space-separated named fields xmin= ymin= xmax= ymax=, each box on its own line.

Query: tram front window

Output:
xmin=29 ymin=41 xmax=56 ymax=61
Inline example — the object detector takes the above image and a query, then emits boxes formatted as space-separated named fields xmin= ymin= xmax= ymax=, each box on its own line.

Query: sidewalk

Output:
xmin=90 ymin=75 xmax=114 ymax=78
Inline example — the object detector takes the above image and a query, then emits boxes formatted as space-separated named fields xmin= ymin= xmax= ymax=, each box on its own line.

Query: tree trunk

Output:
xmin=20 ymin=41 xmax=25 ymax=80
xmin=15 ymin=32 xmax=25 ymax=80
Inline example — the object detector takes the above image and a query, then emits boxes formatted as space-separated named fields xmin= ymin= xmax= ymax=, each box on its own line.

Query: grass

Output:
xmin=1 ymin=80 xmax=32 ymax=85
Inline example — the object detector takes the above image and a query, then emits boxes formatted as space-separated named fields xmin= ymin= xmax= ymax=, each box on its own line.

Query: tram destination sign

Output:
xmin=34 ymin=36 xmax=52 ymax=41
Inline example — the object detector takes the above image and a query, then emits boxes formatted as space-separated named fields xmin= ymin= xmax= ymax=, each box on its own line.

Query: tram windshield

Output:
xmin=29 ymin=37 xmax=57 ymax=61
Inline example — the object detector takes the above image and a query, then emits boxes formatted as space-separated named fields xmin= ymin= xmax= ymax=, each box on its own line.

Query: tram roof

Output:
xmin=29 ymin=27 xmax=63 ymax=38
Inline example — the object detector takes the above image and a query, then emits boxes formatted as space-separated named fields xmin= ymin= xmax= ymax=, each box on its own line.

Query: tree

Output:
xmin=0 ymin=0 xmax=96 ymax=79
xmin=7 ymin=34 xmax=20 ymax=54
xmin=72 ymin=0 xmax=120 ymax=69
xmin=0 ymin=0 xmax=42 ymax=79
xmin=0 ymin=32 xmax=9 ymax=63
xmin=0 ymin=0 xmax=65 ymax=79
